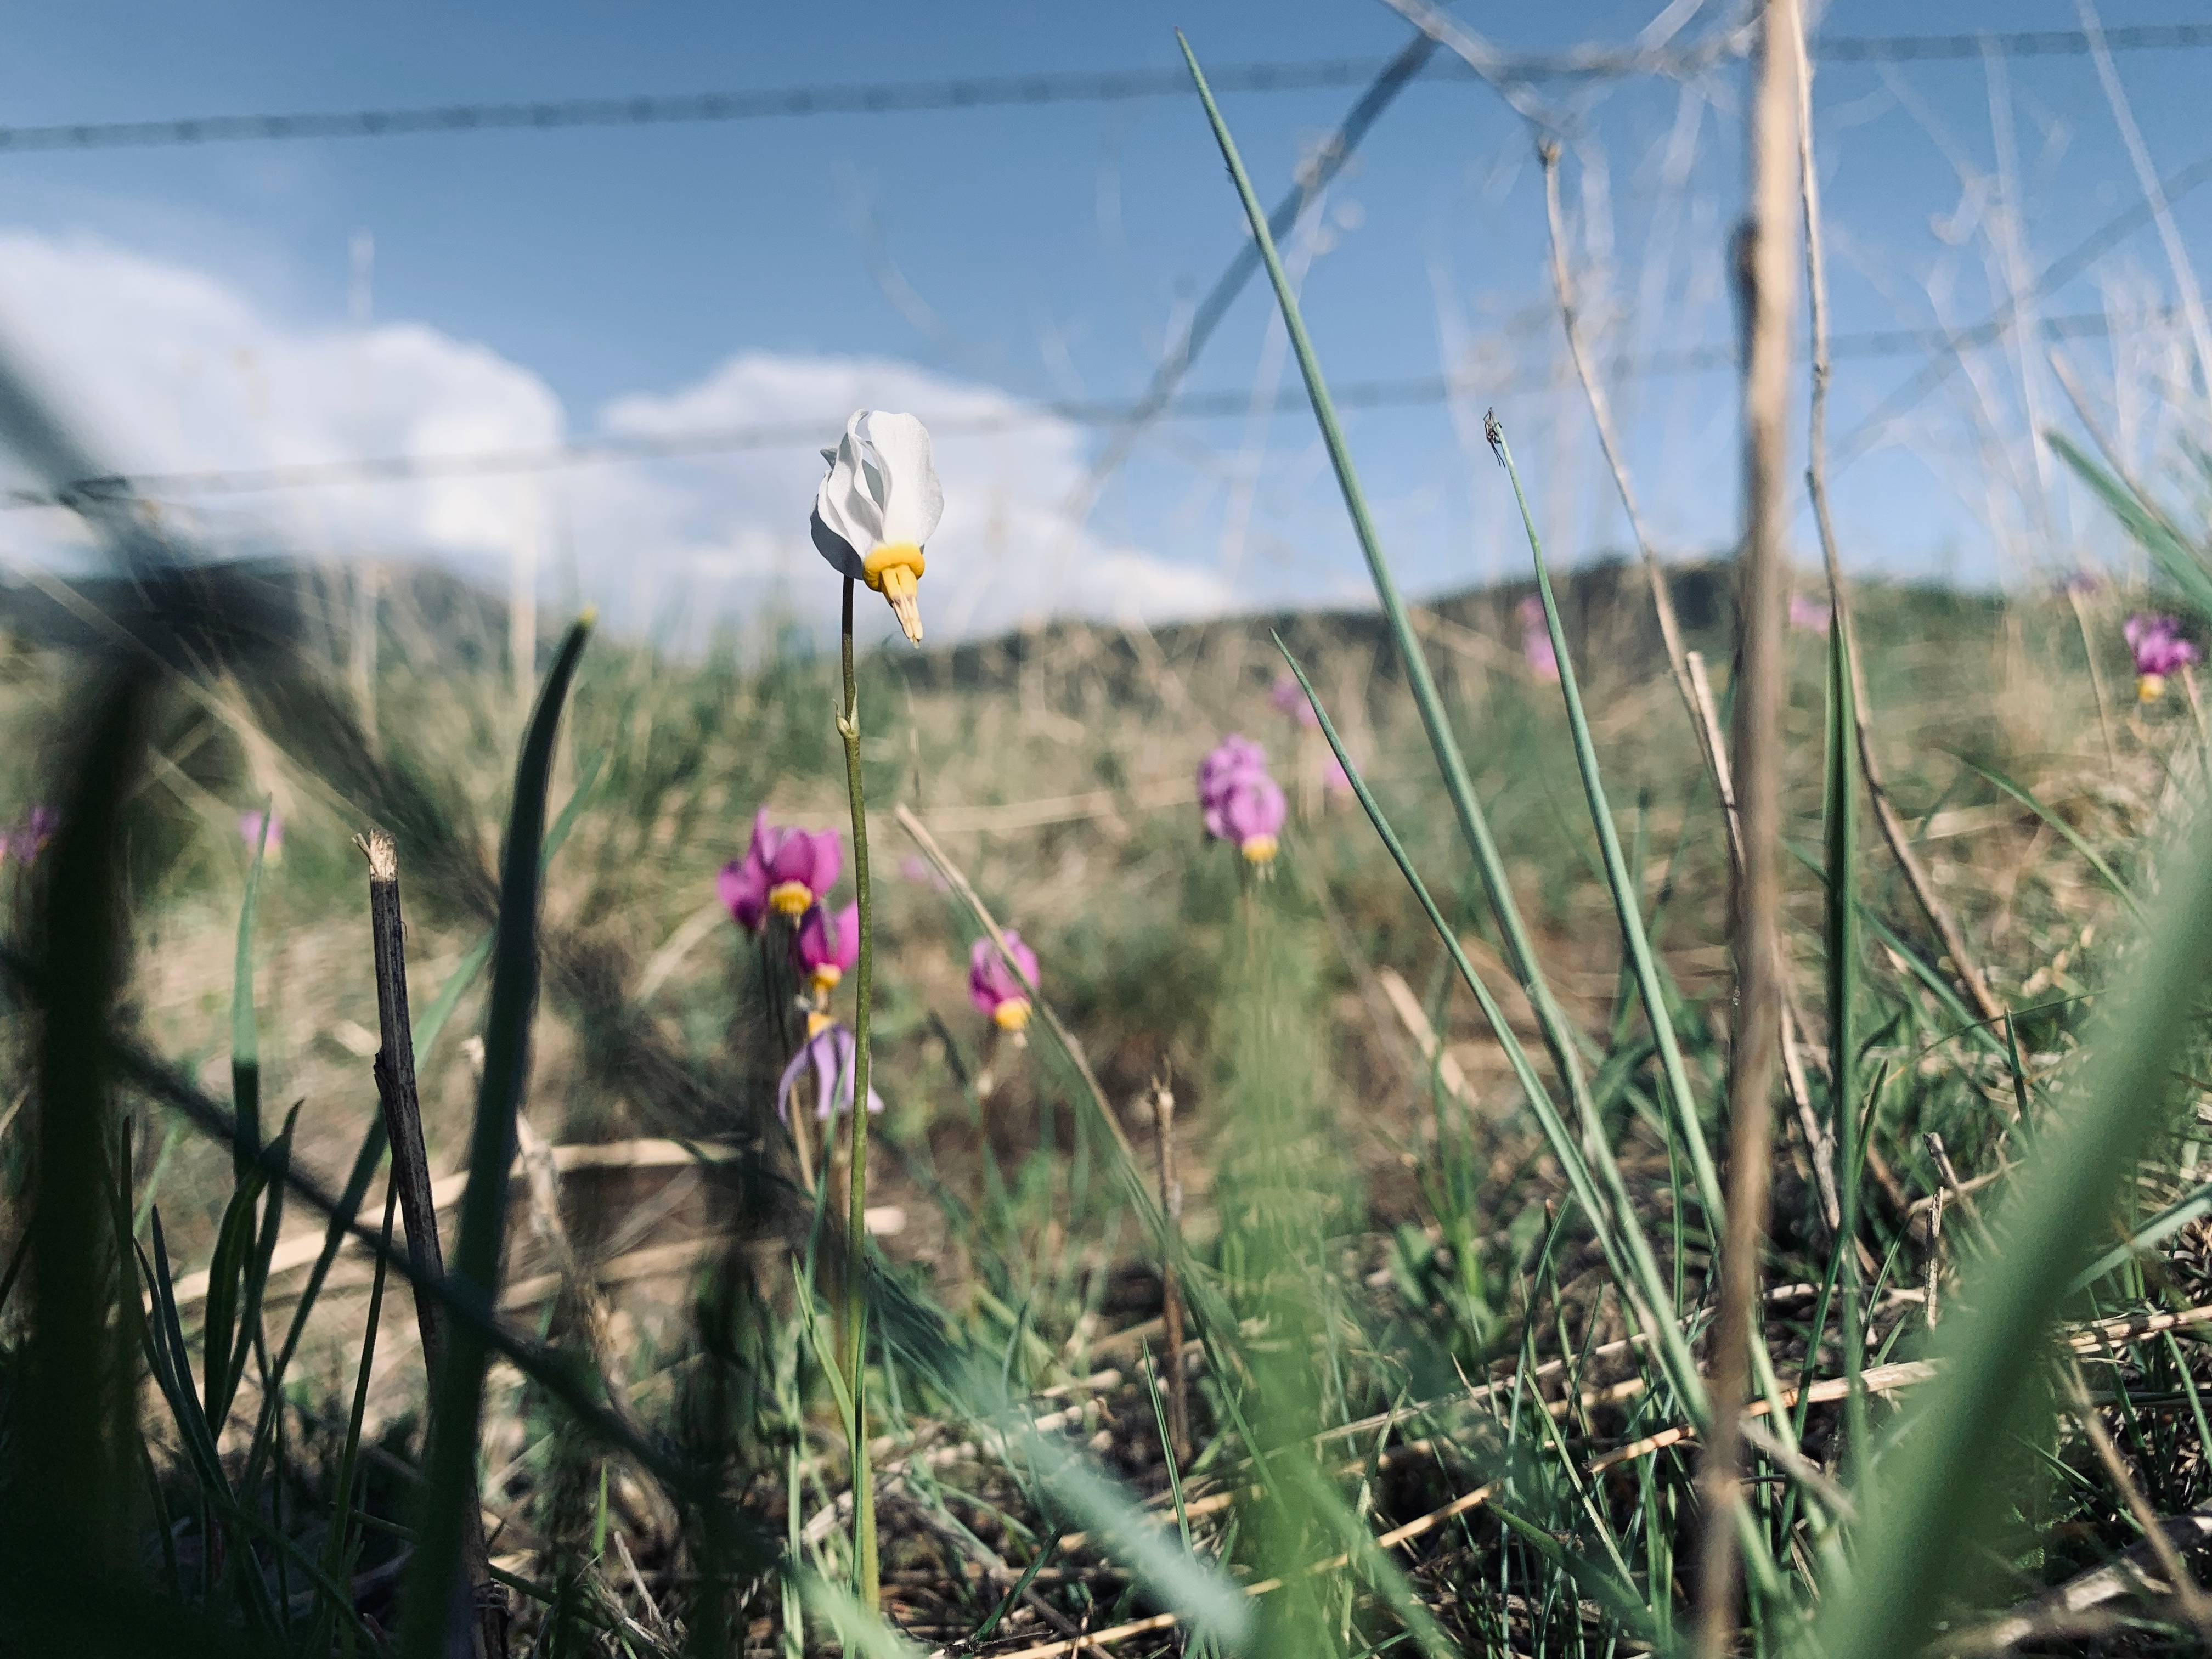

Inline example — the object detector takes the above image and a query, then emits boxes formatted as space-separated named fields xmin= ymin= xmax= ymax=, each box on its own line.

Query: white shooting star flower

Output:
xmin=810 ymin=409 xmax=945 ymax=645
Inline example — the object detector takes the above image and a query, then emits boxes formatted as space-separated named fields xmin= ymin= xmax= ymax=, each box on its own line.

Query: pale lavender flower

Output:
xmin=1268 ymin=673 xmax=1321 ymax=730
xmin=775 ymin=1022 xmax=884 ymax=1124
xmin=4 ymin=806 xmax=56 ymax=864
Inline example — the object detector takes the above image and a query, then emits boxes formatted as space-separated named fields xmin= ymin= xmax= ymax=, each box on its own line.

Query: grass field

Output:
xmin=3 ymin=520 xmax=2208 ymax=1656
xmin=9 ymin=19 xmax=2212 ymax=1656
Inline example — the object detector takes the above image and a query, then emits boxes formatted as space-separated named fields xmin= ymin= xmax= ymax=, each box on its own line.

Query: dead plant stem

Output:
xmin=1697 ymin=4 xmax=1800 ymax=1651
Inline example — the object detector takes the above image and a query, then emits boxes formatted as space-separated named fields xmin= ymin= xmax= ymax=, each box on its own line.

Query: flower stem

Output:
xmin=835 ymin=577 xmax=879 ymax=1605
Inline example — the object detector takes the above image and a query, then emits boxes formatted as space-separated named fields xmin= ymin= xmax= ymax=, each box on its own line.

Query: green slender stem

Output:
xmin=1273 ymin=641 xmax=1707 ymax=1424
xmin=836 ymin=576 xmax=879 ymax=1605
xmin=1493 ymin=431 xmax=1726 ymax=1237
xmin=1495 ymin=430 xmax=1795 ymax=1439
xmin=1175 ymin=31 xmax=1594 ymax=1124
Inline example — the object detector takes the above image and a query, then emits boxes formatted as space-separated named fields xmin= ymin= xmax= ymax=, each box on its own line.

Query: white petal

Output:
xmin=862 ymin=411 xmax=944 ymax=548
xmin=810 ymin=508 xmax=866 ymax=580
xmin=811 ymin=413 xmax=884 ymax=573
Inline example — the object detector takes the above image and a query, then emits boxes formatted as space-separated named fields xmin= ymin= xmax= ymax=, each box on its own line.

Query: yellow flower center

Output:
xmin=805 ymin=1009 xmax=834 ymax=1038
xmin=809 ymin=964 xmax=843 ymax=995
xmin=865 ymin=543 xmax=927 ymax=645
xmin=768 ymin=880 xmax=814 ymax=916
xmin=992 ymin=998 xmax=1033 ymax=1032
xmin=2139 ymin=673 xmax=2168 ymax=703
xmin=1239 ymin=834 xmax=1279 ymax=865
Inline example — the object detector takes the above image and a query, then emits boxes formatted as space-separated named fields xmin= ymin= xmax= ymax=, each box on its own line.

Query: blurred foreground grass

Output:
xmin=1 ymin=546 xmax=2205 ymax=1656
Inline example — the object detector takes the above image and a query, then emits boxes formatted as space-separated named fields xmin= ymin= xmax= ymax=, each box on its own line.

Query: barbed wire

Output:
xmin=0 ymin=309 xmax=2136 ymax=511
xmin=2 ymin=25 xmax=2207 ymax=156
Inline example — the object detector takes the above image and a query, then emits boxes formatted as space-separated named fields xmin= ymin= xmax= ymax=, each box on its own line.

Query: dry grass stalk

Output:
xmin=1792 ymin=8 xmax=2007 ymax=1033
xmin=2063 ymin=1360 xmax=2212 ymax=1629
xmin=1697 ymin=3 xmax=1801 ymax=1651
xmin=356 ymin=827 xmax=507 ymax=1657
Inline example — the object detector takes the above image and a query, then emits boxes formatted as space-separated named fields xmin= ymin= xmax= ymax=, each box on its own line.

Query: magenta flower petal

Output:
xmin=1268 ymin=673 xmax=1320 ymax=729
xmin=968 ymin=931 xmax=1040 ymax=1029
xmin=794 ymin=901 xmax=860 ymax=984
xmin=2129 ymin=614 xmax=2199 ymax=676
xmin=1215 ymin=773 xmax=1286 ymax=851
xmin=239 ymin=809 xmax=284 ymax=856
xmin=1198 ymin=735 xmax=1268 ymax=807
xmin=1522 ymin=628 xmax=1560 ymax=682
xmin=718 ymin=851 xmax=770 ymax=932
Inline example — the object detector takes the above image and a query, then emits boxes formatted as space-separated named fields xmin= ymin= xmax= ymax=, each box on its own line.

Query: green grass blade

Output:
xmin=1274 ymin=639 xmax=1708 ymax=1424
xmin=1492 ymin=426 xmax=1728 ymax=1251
xmin=2048 ymin=431 xmax=2212 ymax=612
xmin=314 ymin=1179 xmax=402 ymax=1657
xmin=198 ymin=1165 xmax=269 ymax=1429
xmin=1818 ymin=799 xmax=2212 ymax=1657
xmin=1176 ymin=30 xmax=1595 ymax=1118
xmin=13 ymin=668 xmax=151 ymax=1593
xmin=799 ymin=1574 xmax=927 ymax=1658
xmin=413 ymin=930 xmax=494 ymax=1071
xmin=2072 ymin=1175 xmax=2212 ymax=1292
xmin=1953 ymin=754 xmax=2146 ymax=925
xmin=1023 ymin=1434 xmax=1252 ymax=1647
xmin=245 ymin=1110 xmax=388 ymax=1495
xmin=398 ymin=612 xmax=592 ymax=1659
xmin=232 ymin=800 xmax=271 ymax=1176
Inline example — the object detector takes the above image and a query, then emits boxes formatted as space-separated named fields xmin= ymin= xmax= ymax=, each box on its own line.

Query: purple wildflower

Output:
xmin=793 ymin=901 xmax=860 ymax=996
xmin=1205 ymin=771 xmax=1287 ymax=866
xmin=775 ymin=1022 xmax=884 ymax=1124
xmin=1197 ymin=735 xmax=1269 ymax=806
xmin=969 ymin=932 xmax=1040 ymax=1032
xmin=718 ymin=808 xmax=842 ymax=932
xmin=1268 ymin=673 xmax=1321 ymax=730
xmin=5 ymin=806 xmax=57 ymax=864
xmin=2126 ymin=613 xmax=2200 ymax=701
xmin=1788 ymin=593 xmax=1832 ymax=635
xmin=239 ymin=809 xmax=284 ymax=859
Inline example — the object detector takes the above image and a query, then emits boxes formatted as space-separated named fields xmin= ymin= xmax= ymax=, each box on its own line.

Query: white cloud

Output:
xmin=0 ymin=229 xmax=1232 ymax=643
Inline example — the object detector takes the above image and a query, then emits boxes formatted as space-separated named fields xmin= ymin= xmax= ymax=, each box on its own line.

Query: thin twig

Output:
xmin=2062 ymin=1362 xmax=2212 ymax=1629
xmin=1539 ymin=140 xmax=1710 ymax=787
xmin=1690 ymin=648 xmax=1841 ymax=1238
xmin=1698 ymin=4 xmax=1799 ymax=1651
xmin=1794 ymin=3 xmax=2007 ymax=1032
xmin=355 ymin=829 xmax=506 ymax=1656
xmin=1951 ymin=1503 xmax=2212 ymax=1655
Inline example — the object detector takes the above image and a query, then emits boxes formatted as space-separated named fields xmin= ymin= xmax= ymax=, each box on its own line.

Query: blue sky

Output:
xmin=0 ymin=2 xmax=2205 ymax=640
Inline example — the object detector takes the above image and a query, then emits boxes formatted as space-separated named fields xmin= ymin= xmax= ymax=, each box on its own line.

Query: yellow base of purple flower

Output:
xmin=2138 ymin=673 xmax=2169 ymax=703
xmin=992 ymin=998 xmax=1032 ymax=1032
xmin=769 ymin=881 xmax=815 ymax=916
xmin=1239 ymin=834 xmax=1279 ymax=865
